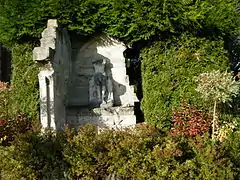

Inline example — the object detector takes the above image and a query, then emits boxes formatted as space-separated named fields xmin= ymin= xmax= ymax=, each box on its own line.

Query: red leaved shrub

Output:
xmin=0 ymin=115 xmax=32 ymax=145
xmin=170 ymin=104 xmax=211 ymax=137
xmin=0 ymin=81 xmax=32 ymax=145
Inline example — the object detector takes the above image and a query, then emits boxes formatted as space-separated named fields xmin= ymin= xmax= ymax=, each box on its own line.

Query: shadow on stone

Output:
xmin=66 ymin=35 xmax=136 ymax=129
xmin=34 ymin=20 xmax=138 ymax=131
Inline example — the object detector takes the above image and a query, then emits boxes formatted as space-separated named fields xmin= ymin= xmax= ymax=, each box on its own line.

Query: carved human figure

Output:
xmin=92 ymin=59 xmax=114 ymax=107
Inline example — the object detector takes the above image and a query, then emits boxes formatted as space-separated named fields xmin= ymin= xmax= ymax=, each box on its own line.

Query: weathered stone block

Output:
xmin=34 ymin=20 xmax=138 ymax=131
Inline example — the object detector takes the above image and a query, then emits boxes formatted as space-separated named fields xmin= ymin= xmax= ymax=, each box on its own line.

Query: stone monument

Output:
xmin=89 ymin=59 xmax=114 ymax=108
xmin=33 ymin=20 xmax=139 ymax=131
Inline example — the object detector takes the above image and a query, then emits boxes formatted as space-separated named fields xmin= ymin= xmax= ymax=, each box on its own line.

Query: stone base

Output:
xmin=66 ymin=106 xmax=136 ymax=129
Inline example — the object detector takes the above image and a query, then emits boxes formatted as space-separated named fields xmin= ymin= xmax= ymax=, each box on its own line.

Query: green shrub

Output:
xmin=0 ymin=81 xmax=34 ymax=146
xmin=63 ymin=125 xmax=238 ymax=179
xmin=9 ymin=44 xmax=39 ymax=120
xmin=1 ymin=125 xmax=240 ymax=179
xmin=63 ymin=125 xmax=110 ymax=179
xmin=141 ymin=34 xmax=230 ymax=129
xmin=0 ymin=131 xmax=68 ymax=180
xmin=0 ymin=46 xmax=38 ymax=145
xmin=221 ymin=131 xmax=240 ymax=179
xmin=0 ymin=0 xmax=239 ymax=46
xmin=63 ymin=125 xmax=170 ymax=179
xmin=196 ymin=70 xmax=240 ymax=139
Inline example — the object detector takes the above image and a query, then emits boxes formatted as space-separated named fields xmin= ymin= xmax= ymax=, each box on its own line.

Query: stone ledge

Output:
xmin=67 ymin=106 xmax=135 ymax=116
xmin=33 ymin=47 xmax=50 ymax=61
xmin=67 ymin=113 xmax=136 ymax=128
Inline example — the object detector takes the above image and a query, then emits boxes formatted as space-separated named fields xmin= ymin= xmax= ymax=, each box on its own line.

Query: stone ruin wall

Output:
xmin=33 ymin=20 xmax=71 ymax=130
xmin=34 ymin=19 xmax=138 ymax=131
xmin=67 ymin=36 xmax=138 ymax=129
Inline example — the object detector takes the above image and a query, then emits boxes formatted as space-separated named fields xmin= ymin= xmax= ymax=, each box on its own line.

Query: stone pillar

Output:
xmin=38 ymin=71 xmax=56 ymax=130
xmin=33 ymin=19 xmax=71 ymax=131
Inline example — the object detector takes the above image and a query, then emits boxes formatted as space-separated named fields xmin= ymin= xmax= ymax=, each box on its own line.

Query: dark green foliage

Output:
xmin=0 ymin=131 xmax=68 ymax=180
xmin=0 ymin=0 xmax=239 ymax=128
xmin=221 ymin=132 xmax=240 ymax=178
xmin=10 ymin=44 xmax=39 ymax=120
xmin=59 ymin=127 xmax=240 ymax=179
xmin=179 ymin=136 xmax=234 ymax=179
xmin=63 ymin=125 xmax=234 ymax=179
xmin=0 ymin=0 xmax=239 ymax=46
xmin=0 ymin=81 xmax=34 ymax=146
xmin=141 ymin=34 xmax=230 ymax=128
xmin=63 ymin=124 xmax=163 ymax=179
xmin=2 ymin=125 xmax=240 ymax=179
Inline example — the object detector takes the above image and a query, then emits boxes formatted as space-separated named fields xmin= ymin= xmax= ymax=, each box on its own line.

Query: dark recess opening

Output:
xmin=226 ymin=35 xmax=240 ymax=80
xmin=0 ymin=45 xmax=12 ymax=83
xmin=123 ymin=44 xmax=144 ymax=123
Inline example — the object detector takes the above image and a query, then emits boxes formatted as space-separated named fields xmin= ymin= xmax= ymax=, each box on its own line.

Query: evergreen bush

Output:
xmin=0 ymin=131 xmax=68 ymax=179
xmin=0 ymin=81 xmax=33 ymax=146
xmin=141 ymin=34 xmax=230 ymax=129
xmin=10 ymin=44 xmax=39 ymax=120
xmin=0 ymin=0 xmax=239 ymax=46
xmin=0 ymin=0 xmax=239 ymax=128
xmin=1 ymin=125 xmax=239 ymax=179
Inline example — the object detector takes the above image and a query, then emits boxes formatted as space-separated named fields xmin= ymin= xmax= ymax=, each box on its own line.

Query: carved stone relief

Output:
xmin=89 ymin=59 xmax=114 ymax=107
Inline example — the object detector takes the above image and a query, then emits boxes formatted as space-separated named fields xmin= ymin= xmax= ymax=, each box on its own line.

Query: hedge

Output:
xmin=1 ymin=125 xmax=240 ymax=179
xmin=9 ymin=44 xmax=39 ymax=120
xmin=0 ymin=0 xmax=239 ymax=129
xmin=0 ymin=0 xmax=239 ymax=46
xmin=141 ymin=34 xmax=231 ymax=129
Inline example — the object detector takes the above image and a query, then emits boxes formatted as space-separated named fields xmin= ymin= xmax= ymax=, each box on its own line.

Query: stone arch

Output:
xmin=68 ymin=35 xmax=138 ymax=108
